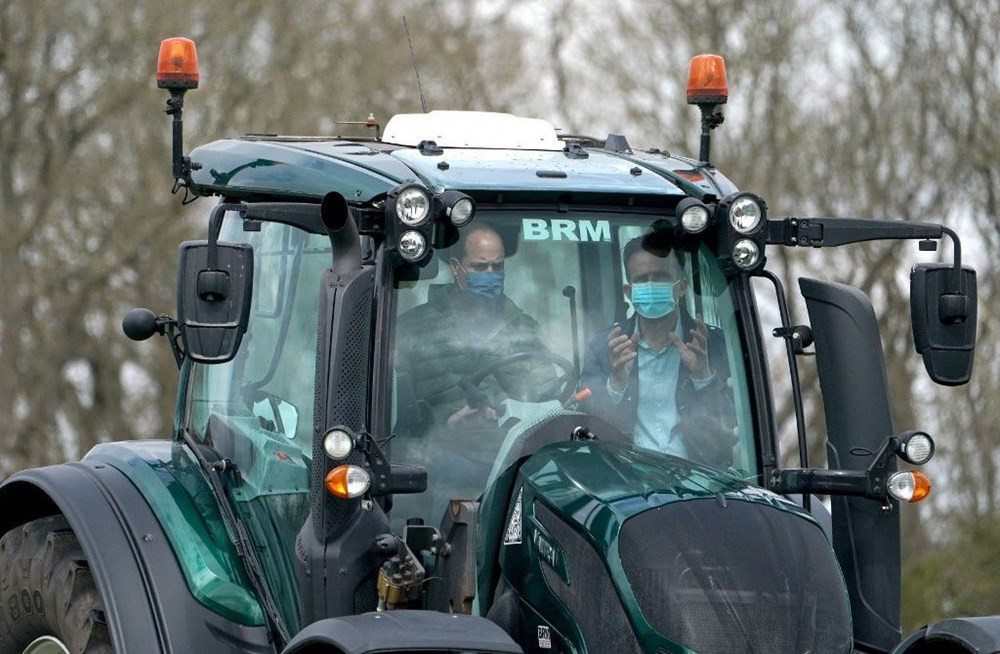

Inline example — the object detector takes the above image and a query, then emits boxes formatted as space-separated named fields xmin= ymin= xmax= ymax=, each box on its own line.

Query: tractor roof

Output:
xmin=187 ymin=111 xmax=736 ymax=204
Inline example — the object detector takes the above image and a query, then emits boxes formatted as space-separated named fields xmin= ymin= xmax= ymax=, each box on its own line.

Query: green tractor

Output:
xmin=0 ymin=41 xmax=995 ymax=654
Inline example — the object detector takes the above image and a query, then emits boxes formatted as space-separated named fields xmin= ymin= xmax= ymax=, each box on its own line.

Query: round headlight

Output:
xmin=448 ymin=198 xmax=475 ymax=227
xmin=323 ymin=427 xmax=354 ymax=460
xmin=398 ymin=230 xmax=427 ymax=261
xmin=729 ymin=196 xmax=763 ymax=234
xmin=887 ymin=471 xmax=932 ymax=504
xmin=899 ymin=432 xmax=934 ymax=465
xmin=395 ymin=187 xmax=431 ymax=226
xmin=732 ymin=238 xmax=761 ymax=270
xmin=681 ymin=204 xmax=710 ymax=233
xmin=325 ymin=465 xmax=371 ymax=499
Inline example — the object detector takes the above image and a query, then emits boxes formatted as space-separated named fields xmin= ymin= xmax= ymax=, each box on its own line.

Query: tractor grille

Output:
xmin=619 ymin=498 xmax=852 ymax=654
xmin=534 ymin=502 xmax=643 ymax=654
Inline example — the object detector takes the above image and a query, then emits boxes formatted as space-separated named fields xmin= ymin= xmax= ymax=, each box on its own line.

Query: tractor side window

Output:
xmin=186 ymin=220 xmax=330 ymax=456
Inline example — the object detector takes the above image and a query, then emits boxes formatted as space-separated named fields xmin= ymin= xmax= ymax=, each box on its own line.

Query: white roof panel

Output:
xmin=381 ymin=110 xmax=563 ymax=151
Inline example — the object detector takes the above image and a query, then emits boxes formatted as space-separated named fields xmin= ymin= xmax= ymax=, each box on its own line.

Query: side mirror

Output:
xmin=248 ymin=391 xmax=300 ymax=440
xmin=177 ymin=240 xmax=254 ymax=363
xmin=910 ymin=263 xmax=977 ymax=385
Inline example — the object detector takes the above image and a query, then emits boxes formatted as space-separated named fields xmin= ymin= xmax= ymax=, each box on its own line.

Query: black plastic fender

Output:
xmin=894 ymin=617 xmax=1000 ymax=653
xmin=281 ymin=611 xmax=522 ymax=654
xmin=0 ymin=461 xmax=274 ymax=654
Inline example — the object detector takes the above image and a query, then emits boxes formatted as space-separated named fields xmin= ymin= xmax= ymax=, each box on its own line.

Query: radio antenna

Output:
xmin=402 ymin=17 xmax=428 ymax=113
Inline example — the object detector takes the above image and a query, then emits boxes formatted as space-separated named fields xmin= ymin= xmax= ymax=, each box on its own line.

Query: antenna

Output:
xmin=402 ymin=17 xmax=428 ymax=113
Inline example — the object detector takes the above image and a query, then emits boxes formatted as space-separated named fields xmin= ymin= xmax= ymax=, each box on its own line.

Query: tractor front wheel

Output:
xmin=0 ymin=515 xmax=112 ymax=654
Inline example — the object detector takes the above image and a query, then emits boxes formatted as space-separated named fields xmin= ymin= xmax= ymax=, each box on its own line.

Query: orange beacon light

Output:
xmin=687 ymin=54 xmax=728 ymax=105
xmin=157 ymin=37 xmax=199 ymax=90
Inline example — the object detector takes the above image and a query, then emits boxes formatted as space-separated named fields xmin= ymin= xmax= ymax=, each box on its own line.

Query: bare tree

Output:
xmin=0 ymin=0 xmax=533 ymax=477
xmin=538 ymin=0 xmax=1000 ymax=628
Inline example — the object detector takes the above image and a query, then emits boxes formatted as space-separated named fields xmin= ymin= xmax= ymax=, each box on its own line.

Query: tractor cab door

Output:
xmin=183 ymin=215 xmax=333 ymax=633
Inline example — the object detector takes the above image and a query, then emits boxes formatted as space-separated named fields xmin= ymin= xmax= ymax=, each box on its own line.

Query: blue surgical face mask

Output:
xmin=464 ymin=271 xmax=505 ymax=299
xmin=630 ymin=281 xmax=676 ymax=319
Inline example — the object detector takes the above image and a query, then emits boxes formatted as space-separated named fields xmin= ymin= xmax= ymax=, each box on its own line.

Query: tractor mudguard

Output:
xmin=0 ymin=453 xmax=274 ymax=654
xmin=894 ymin=617 xmax=1000 ymax=654
xmin=281 ymin=611 xmax=522 ymax=654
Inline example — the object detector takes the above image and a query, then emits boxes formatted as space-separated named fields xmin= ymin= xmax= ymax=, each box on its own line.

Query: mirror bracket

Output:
xmin=769 ymin=431 xmax=905 ymax=502
xmin=197 ymin=270 xmax=230 ymax=301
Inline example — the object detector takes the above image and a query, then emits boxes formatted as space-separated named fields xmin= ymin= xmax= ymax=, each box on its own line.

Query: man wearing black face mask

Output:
xmin=579 ymin=236 xmax=735 ymax=468
xmin=396 ymin=225 xmax=548 ymax=430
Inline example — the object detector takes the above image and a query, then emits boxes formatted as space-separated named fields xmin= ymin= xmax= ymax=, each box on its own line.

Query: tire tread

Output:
xmin=0 ymin=516 xmax=114 ymax=654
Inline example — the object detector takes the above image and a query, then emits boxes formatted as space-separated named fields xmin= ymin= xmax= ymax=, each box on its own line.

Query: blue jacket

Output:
xmin=578 ymin=310 xmax=736 ymax=468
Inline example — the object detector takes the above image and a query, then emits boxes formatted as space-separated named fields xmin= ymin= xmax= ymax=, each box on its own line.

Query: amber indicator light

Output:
xmin=325 ymin=466 xmax=351 ymax=498
xmin=909 ymin=471 xmax=932 ymax=503
xmin=157 ymin=37 xmax=199 ymax=89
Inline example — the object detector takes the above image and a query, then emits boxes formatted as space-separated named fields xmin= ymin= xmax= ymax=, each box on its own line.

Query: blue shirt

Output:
xmin=606 ymin=322 xmax=712 ymax=457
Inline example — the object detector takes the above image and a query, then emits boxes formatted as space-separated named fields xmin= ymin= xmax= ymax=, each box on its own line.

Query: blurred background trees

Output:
xmin=1 ymin=0 xmax=996 ymax=631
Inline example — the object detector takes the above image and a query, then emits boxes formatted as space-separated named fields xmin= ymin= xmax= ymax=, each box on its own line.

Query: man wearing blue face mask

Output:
xmin=579 ymin=236 xmax=735 ymax=467
xmin=396 ymin=225 xmax=549 ymax=430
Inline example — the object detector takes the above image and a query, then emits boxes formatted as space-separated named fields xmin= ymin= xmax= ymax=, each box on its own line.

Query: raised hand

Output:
xmin=669 ymin=314 xmax=712 ymax=380
xmin=608 ymin=325 xmax=640 ymax=392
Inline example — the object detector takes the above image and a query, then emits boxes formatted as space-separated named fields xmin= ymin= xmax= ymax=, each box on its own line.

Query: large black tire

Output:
xmin=0 ymin=515 xmax=113 ymax=654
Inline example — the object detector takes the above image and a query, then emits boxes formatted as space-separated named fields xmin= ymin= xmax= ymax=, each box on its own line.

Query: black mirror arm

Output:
xmin=768 ymin=217 xmax=969 ymax=318
xmin=939 ymin=225 xmax=966 ymax=299
xmin=206 ymin=203 xmax=240 ymax=269
xmin=770 ymin=433 xmax=903 ymax=502
xmin=194 ymin=203 xmax=243 ymax=304
xmin=767 ymin=217 xmax=965 ymax=288
xmin=156 ymin=316 xmax=186 ymax=369
xmin=765 ymin=216 xmax=944 ymax=248
xmin=352 ymin=428 xmax=428 ymax=497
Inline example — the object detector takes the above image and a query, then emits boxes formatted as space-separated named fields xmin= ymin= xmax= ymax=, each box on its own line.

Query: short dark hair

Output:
xmin=622 ymin=235 xmax=683 ymax=282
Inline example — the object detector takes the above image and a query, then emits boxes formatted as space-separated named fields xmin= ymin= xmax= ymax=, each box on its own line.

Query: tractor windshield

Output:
xmin=390 ymin=211 xmax=757 ymax=530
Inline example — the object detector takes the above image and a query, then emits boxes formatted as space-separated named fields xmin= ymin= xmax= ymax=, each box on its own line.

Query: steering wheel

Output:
xmin=469 ymin=350 xmax=579 ymax=405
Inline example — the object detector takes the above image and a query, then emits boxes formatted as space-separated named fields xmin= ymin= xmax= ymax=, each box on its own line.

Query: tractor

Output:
xmin=1 ymin=40 xmax=997 ymax=654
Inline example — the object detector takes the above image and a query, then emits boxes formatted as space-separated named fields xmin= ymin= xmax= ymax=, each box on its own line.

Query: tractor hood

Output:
xmin=492 ymin=440 xmax=853 ymax=653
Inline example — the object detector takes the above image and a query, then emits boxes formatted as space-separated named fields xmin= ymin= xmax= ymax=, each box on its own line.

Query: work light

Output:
xmin=732 ymin=239 xmax=761 ymax=270
xmin=898 ymin=431 xmax=935 ymax=465
xmin=323 ymin=427 xmax=355 ymax=460
xmin=676 ymin=197 xmax=710 ymax=234
xmin=449 ymin=198 xmax=475 ymax=226
xmin=395 ymin=186 xmax=432 ymax=226
xmin=398 ymin=230 xmax=428 ymax=262
xmin=729 ymin=195 xmax=764 ymax=234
